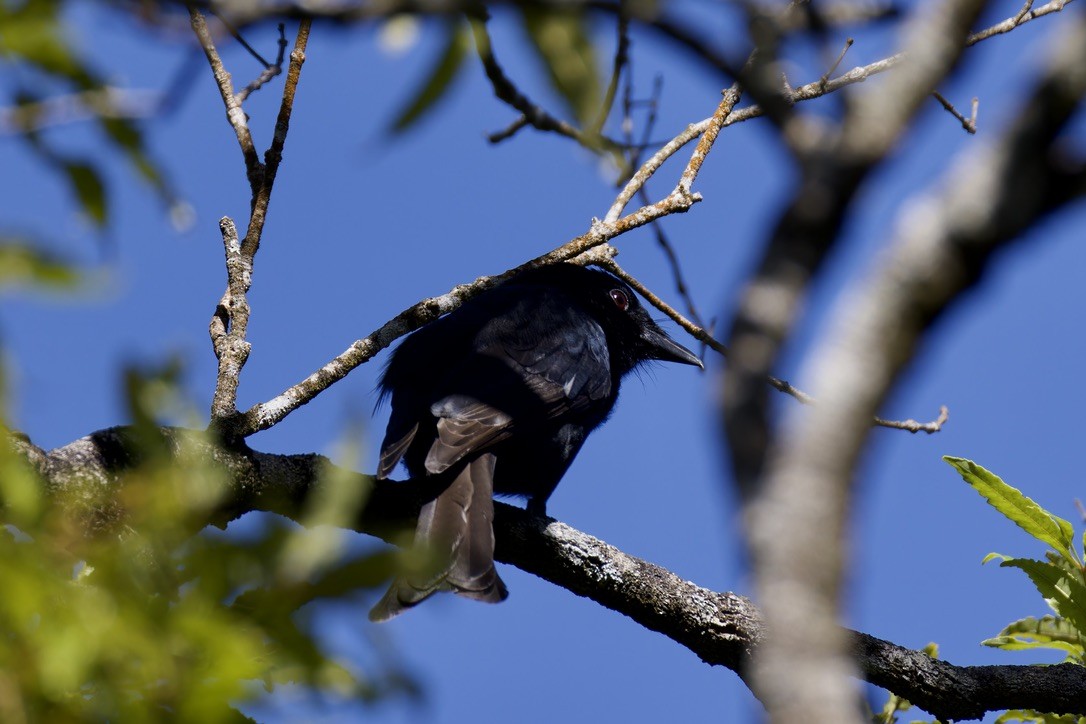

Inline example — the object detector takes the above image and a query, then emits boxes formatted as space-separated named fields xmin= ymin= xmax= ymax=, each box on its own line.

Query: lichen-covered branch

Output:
xmin=193 ymin=15 xmax=312 ymax=425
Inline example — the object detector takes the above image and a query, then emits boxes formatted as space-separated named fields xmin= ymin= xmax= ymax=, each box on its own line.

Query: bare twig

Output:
xmin=190 ymin=7 xmax=262 ymax=194
xmin=470 ymin=15 xmax=622 ymax=154
xmin=588 ymin=12 xmax=630 ymax=137
xmin=933 ymin=91 xmax=979 ymax=133
xmin=213 ymin=12 xmax=274 ymax=67
xmin=873 ymin=406 xmax=950 ymax=433
xmin=636 ymin=188 xmax=709 ymax=330
xmin=196 ymin=16 xmax=312 ymax=424
xmin=819 ymin=38 xmax=854 ymax=91
xmin=606 ymin=85 xmax=739 ymax=222
xmin=678 ymin=86 xmax=741 ymax=195
xmin=236 ymin=23 xmax=290 ymax=103
xmin=486 ymin=115 xmax=528 ymax=143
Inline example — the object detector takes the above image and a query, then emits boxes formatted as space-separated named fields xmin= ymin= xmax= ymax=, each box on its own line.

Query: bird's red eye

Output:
xmin=609 ymin=288 xmax=629 ymax=311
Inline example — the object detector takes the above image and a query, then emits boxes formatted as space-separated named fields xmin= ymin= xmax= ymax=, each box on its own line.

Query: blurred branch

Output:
xmin=587 ymin=10 xmax=629 ymax=137
xmin=0 ymin=88 xmax=163 ymax=134
xmin=933 ymin=90 xmax=979 ymax=133
xmin=765 ymin=18 xmax=1086 ymax=671
xmin=18 ymin=426 xmax=1086 ymax=722
xmin=722 ymin=0 xmax=994 ymax=719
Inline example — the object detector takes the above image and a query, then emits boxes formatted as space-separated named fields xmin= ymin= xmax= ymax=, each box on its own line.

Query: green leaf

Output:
xmin=61 ymin=161 xmax=107 ymax=227
xmin=519 ymin=7 xmax=602 ymax=127
xmin=389 ymin=21 xmax=470 ymax=133
xmin=981 ymin=635 xmax=1083 ymax=657
xmin=0 ymin=242 xmax=80 ymax=289
xmin=999 ymin=558 xmax=1086 ymax=636
xmin=0 ymin=0 xmax=95 ymax=87
xmin=943 ymin=456 xmax=1077 ymax=565
xmin=997 ymin=712 xmax=1086 ymax=724
xmin=1 ymin=0 xmax=175 ymax=223
xmin=995 ymin=615 xmax=1084 ymax=644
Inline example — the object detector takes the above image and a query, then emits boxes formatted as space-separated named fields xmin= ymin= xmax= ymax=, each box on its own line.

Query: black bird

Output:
xmin=369 ymin=263 xmax=702 ymax=621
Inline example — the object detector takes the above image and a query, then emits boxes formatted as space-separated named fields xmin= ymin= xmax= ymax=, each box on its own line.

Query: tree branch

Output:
xmin=193 ymin=14 xmax=312 ymax=425
xmin=19 ymin=426 xmax=1086 ymax=722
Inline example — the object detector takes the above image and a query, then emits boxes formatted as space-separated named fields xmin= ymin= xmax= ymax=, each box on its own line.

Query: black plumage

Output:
xmin=369 ymin=263 xmax=702 ymax=621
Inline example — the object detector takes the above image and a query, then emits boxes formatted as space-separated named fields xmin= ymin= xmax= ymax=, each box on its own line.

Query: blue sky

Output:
xmin=3 ymin=1 xmax=1085 ymax=721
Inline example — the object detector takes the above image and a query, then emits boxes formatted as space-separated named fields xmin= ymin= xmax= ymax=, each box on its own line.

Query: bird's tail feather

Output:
xmin=369 ymin=455 xmax=508 ymax=622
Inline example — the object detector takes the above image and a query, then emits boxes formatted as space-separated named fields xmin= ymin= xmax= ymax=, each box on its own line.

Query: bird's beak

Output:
xmin=641 ymin=326 xmax=704 ymax=369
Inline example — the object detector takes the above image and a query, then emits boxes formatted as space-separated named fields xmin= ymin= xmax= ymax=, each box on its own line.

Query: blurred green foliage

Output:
xmin=0 ymin=361 xmax=409 ymax=721
xmin=0 ymin=0 xmax=176 ymax=233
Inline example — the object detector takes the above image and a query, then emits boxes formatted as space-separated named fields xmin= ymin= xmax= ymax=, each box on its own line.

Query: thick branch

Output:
xmin=17 ymin=426 xmax=1086 ymax=722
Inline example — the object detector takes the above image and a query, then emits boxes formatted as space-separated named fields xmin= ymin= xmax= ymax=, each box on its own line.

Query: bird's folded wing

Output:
xmin=377 ymin=419 xmax=418 ymax=480
xmin=424 ymin=303 xmax=612 ymax=475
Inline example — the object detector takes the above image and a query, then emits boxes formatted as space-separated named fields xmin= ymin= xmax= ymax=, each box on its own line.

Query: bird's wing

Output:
xmin=376 ymin=416 xmax=418 ymax=480
xmin=424 ymin=299 xmax=611 ymax=475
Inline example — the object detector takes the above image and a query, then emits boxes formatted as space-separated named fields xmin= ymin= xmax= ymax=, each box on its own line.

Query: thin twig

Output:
xmin=487 ymin=115 xmax=528 ymax=143
xmin=819 ymin=38 xmax=854 ymax=91
xmin=873 ymin=406 xmax=949 ymax=433
xmin=470 ymin=15 xmax=623 ymax=154
xmin=236 ymin=24 xmax=289 ymax=104
xmin=212 ymin=10 xmax=274 ymax=67
xmin=244 ymin=19 xmax=310 ymax=260
xmin=636 ymin=186 xmax=708 ymax=330
xmin=932 ymin=91 xmax=979 ymax=133
xmin=588 ymin=11 xmax=630 ymax=137
xmin=678 ymin=86 xmax=740 ymax=195
xmin=189 ymin=7 xmax=261 ymax=195
xmin=606 ymin=85 xmax=739 ymax=223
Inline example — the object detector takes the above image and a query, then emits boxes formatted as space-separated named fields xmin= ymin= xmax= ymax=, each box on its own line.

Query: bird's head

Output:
xmin=519 ymin=264 xmax=704 ymax=374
